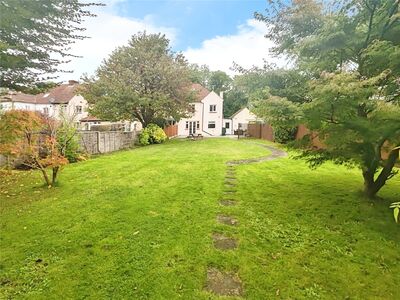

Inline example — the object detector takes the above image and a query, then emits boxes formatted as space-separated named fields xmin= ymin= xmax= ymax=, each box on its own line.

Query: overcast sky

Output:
xmin=57 ymin=0 xmax=288 ymax=82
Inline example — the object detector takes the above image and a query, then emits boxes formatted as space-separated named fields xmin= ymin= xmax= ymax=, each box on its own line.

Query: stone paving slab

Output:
xmin=212 ymin=233 xmax=237 ymax=250
xmin=217 ymin=214 xmax=239 ymax=226
xmin=219 ymin=200 xmax=237 ymax=206
xmin=205 ymin=268 xmax=243 ymax=296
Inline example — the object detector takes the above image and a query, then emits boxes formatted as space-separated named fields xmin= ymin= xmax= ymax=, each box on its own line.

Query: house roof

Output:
xmin=190 ymin=83 xmax=210 ymax=102
xmin=80 ymin=115 xmax=101 ymax=122
xmin=0 ymin=92 xmax=47 ymax=104
xmin=230 ymin=107 xmax=249 ymax=119
xmin=0 ymin=80 xmax=79 ymax=105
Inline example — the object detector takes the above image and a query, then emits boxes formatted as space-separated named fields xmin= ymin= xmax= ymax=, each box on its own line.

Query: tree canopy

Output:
xmin=0 ymin=0 xmax=99 ymax=92
xmin=254 ymin=0 xmax=400 ymax=197
xmin=81 ymin=32 xmax=193 ymax=127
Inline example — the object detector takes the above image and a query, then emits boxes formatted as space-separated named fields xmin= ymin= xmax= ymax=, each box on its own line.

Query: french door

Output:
xmin=188 ymin=121 xmax=197 ymax=135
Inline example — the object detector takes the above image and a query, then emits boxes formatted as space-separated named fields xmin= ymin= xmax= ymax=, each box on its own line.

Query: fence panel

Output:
xmin=79 ymin=131 xmax=136 ymax=155
xmin=164 ymin=125 xmax=178 ymax=138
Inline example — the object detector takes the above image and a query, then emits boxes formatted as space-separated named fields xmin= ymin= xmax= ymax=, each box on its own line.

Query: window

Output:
xmin=196 ymin=121 xmax=200 ymax=129
xmin=209 ymin=104 xmax=216 ymax=112
xmin=60 ymin=104 xmax=67 ymax=112
xmin=208 ymin=121 xmax=216 ymax=129
xmin=43 ymin=107 xmax=49 ymax=115
xmin=75 ymin=105 xmax=83 ymax=113
xmin=189 ymin=104 xmax=195 ymax=113
xmin=185 ymin=121 xmax=189 ymax=129
xmin=225 ymin=122 xmax=230 ymax=129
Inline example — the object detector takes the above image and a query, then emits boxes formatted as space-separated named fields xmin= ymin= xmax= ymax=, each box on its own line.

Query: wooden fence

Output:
xmin=247 ymin=123 xmax=274 ymax=141
xmin=238 ymin=121 xmax=396 ymax=161
xmin=164 ymin=124 xmax=178 ymax=138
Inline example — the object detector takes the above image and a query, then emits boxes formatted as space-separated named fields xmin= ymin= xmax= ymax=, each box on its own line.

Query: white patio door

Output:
xmin=189 ymin=121 xmax=197 ymax=135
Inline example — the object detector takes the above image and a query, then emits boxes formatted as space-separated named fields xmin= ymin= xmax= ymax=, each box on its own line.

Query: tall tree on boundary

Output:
xmin=0 ymin=0 xmax=100 ymax=92
xmin=80 ymin=32 xmax=193 ymax=128
xmin=255 ymin=0 xmax=400 ymax=198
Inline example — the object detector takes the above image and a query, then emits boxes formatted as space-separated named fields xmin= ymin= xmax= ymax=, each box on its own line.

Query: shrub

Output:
xmin=139 ymin=124 xmax=167 ymax=146
xmin=56 ymin=121 xmax=81 ymax=162
xmin=273 ymin=126 xmax=297 ymax=144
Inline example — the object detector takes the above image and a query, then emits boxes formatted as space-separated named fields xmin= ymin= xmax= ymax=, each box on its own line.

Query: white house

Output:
xmin=177 ymin=84 xmax=224 ymax=136
xmin=223 ymin=118 xmax=233 ymax=135
xmin=0 ymin=80 xmax=89 ymax=126
xmin=0 ymin=80 xmax=143 ymax=131
xmin=230 ymin=107 xmax=260 ymax=132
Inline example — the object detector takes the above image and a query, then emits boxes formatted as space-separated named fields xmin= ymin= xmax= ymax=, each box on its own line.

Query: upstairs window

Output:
xmin=209 ymin=104 xmax=216 ymax=112
xmin=225 ymin=122 xmax=230 ymax=129
xmin=43 ymin=107 xmax=49 ymax=115
xmin=75 ymin=105 xmax=83 ymax=113
xmin=189 ymin=104 xmax=195 ymax=113
xmin=208 ymin=121 xmax=216 ymax=129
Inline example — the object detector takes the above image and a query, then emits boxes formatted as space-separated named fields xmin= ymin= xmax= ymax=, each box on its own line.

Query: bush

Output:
xmin=56 ymin=120 xmax=82 ymax=163
xmin=273 ymin=126 xmax=297 ymax=144
xmin=139 ymin=124 xmax=167 ymax=146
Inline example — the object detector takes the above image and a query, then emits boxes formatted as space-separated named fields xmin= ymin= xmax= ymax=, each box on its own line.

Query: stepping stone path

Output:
xmin=212 ymin=233 xmax=237 ymax=250
xmin=219 ymin=199 xmax=237 ymax=206
xmin=217 ymin=214 xmax=239 ymax=226
xmin=206 ymin=143 xmax=287 ymax=296
xmin=206 ymin=268 xmax=243 ymax=296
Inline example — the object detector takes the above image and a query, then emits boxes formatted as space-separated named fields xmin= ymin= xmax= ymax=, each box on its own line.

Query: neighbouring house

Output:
xmin=0 ymin=80 xmax=142 ymax=131
xmin=0 ymin=80 xmax=88 ymax=126
xmin=177 ymin=84 xmax=224 ymax=136
xmin=230 ymin=107 xmax=260 ymax=133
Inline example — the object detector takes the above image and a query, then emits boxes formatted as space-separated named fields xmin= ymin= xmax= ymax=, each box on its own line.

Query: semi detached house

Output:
xmin=177 ymin=84 xmax=225 ymax=136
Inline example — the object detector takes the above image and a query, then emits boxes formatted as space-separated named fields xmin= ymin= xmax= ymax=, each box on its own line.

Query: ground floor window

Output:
xmin=196 ymin=121 xmax=200 ymax=129
xmin=208 ymin=121 xmax=216 ymax=129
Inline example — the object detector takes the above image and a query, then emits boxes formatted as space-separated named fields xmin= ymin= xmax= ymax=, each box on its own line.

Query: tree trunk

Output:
xmin=39 ymin=167 xmax=51 ymax=187
xmin=52 ymin=166 xmax=59 ymax=185
xmin=363 ymin=148 xmax=399 ymax=198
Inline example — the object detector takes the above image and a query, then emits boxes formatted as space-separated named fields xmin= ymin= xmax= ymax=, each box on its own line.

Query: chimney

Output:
xmin=219 ymin=91 xmax=224 ymax=99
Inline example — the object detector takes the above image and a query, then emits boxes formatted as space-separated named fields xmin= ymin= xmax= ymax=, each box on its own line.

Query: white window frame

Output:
xmin=208 ymin=121 xmax=216 ymax=129
xmin=209 ymin=104 xmax=216 ymax=112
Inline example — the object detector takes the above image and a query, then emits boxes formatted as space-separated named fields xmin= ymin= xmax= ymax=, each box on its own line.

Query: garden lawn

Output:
xmin=0 ymin=138 xmax=399 ymax=299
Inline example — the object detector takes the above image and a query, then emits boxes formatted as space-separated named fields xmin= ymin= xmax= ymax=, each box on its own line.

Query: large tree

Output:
xmin=224 ymin=63 xmax=309 ymax=118
xmin=81 ymin=32 xmax=193 ymax=127
xmin=255 ymin=0 xmax=400 ymax=197
xmin=0 ymin=0 xmax=99 ymax=92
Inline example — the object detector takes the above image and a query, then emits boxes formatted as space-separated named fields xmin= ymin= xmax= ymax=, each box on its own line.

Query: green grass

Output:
xmin=0 ymin=138 xmax=399 ymax=299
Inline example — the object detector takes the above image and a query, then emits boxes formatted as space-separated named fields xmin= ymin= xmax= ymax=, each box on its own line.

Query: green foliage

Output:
xmin=188 ymin=64 xmax=211 ymax=86
xmin=56 ymin=119 xmax=81 ymax=163
xmin=0 ymin=0 xmax=100 ymax=90
xmin=188 ymin=64 xmax=232 ymax=94
xmin=207 ymin=70 xmax=232 ymax=93
xmin=139 ymin=124 xmax=167 ymax=146
xmin=224 ymin=64 xmax=310 ymax=117
xmin=256 ymin=0 xmax=400 ymax=198
xmin=251 ymin=90 xmax=302 ymax=143
xmin=81 ymin=32 xmax=192 ymax=128
xmin=390 ymin=202 xmax=400 ymax=223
